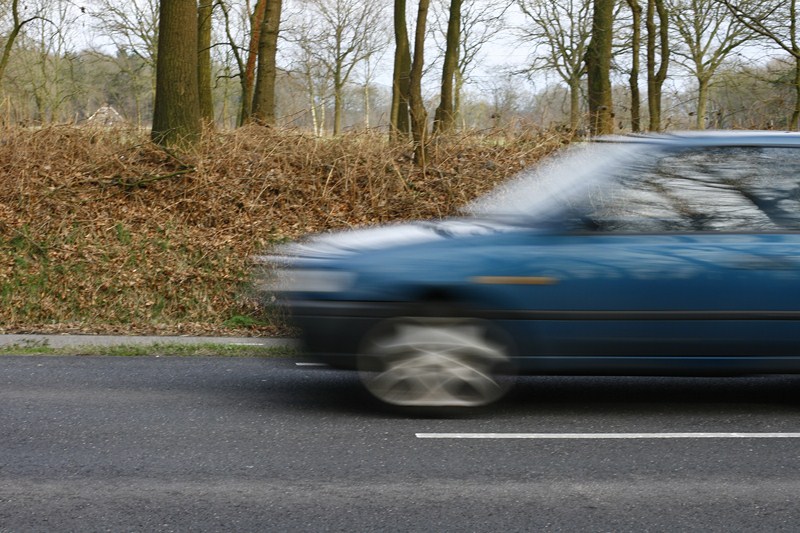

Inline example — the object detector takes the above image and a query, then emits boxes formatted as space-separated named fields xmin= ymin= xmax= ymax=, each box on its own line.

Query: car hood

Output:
xmin=259 ymin=218 xmax=521 ymax=264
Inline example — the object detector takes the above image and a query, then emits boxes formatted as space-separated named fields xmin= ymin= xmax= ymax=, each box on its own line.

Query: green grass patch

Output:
xmin=0 ymin=341 xmax=297 ymax=358
xmin=222 ymin=314 xmax=271 ymax=328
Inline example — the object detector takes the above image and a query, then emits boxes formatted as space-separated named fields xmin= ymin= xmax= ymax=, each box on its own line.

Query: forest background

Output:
xmin=1 ymin=0 xmax=798 ymax=335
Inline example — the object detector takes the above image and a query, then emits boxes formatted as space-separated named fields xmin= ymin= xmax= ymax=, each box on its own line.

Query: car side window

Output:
xmin=572 ymin=146 xmax=800 ymax=233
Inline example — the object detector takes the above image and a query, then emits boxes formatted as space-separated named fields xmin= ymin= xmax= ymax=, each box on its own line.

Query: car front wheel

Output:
xmin=358 ymin=316 xmax=514 ymax=408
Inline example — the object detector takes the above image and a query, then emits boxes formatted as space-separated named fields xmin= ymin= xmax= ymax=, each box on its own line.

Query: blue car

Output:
xmin=260 ymin=131 xmax=800 ymax=409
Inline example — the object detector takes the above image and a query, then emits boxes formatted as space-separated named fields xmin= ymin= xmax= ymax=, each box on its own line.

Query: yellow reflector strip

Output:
xmin=470 ymin=276 xmax=558 ymax=285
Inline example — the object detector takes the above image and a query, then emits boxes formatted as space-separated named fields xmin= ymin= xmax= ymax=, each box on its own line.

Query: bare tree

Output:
xmin=516 ymin=0 xmax=593 ymax=131
xmin=251 ymin=0 xmax=283 ymax=124
xmin=668 ymin=0 xmax=751 ymax=129
xmin=587 ymin=0 xmax=616 ymax=134
xmin=0 ymin=0 xmax=42 ymax=88
xmin=152 ymin=0 xmax=200 ymax=146
xmin=25 ymin=0 xmax=84 ymax=123
xmin=390 ymin=0 xmax=412 ymax=137
xmin=197 ymin=0 xmax=214 ymax=126
xmin=285 ymin=0 xmax=387 ymax=135
xmin=88 ymin=0 xmax=159 ymax=70
xmin=481 ymin=72 xmax=528 ymax=128
xmin=626 ymin=0 xmax=643 ymax=131
xmin=217 ymin=0 xmax=250 ymax=125
xmin=0 ymin=0 xmax=102 ymax=124
xmin=87 ymin=0 xmax=160 ymax=124
xmin=718 ymin=0 xmax=800 ymax=129
xmin=409 ymin=0 xmax=431 ymax=165
xmin=708 ymin=58 xmax=797 ymax=128
xmin=239 ymin=0 xmax=267 ymax=124
xmin=285 ymin=14 xmax=332 ymax=135
xmin=646 ymin=0 xmax=670 ymax=130
xmin=198 ymin=0 xmax=214 ymax=125
xmin=433 ymin=0 xmax=461 ymax=134
xmin=454 ymin=0 xmax=508 ymax=126
xmin=357 ymin=48 xmax=387 ymax=128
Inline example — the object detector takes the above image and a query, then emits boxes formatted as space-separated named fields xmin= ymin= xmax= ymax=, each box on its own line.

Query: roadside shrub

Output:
xmin=0 ymin=125 xmax=568 ymax=335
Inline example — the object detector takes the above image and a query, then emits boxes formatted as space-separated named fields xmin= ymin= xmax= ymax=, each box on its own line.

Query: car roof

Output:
xmin=595 ymin=130 xmax=800 ymax=147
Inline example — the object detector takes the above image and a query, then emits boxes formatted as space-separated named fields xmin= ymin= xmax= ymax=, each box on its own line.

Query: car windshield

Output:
xmin=465 ymin=141 xmax=651 ymax=223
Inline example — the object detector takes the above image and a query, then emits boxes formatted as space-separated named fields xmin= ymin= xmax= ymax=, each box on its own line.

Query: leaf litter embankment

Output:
xmin=0 ymin=125 xmax=567 ymax=336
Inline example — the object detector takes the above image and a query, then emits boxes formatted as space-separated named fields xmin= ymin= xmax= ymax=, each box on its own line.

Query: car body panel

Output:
xmin=258 ymin=132 xmax=800 ymax=387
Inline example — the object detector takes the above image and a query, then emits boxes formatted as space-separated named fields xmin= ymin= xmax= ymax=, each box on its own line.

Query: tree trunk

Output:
xmin=455 ymin=68 xmax=464 ymax=129
xmin=221 ymin=65 xmax=231 ymax=127
xmin=696 ymin=76 xmax=710 ymax=129
xmin=646 ymin=0 xmax=656 ymax=129
xmin=793 ymin=54 xmax=800 ymax=130
xmin=627 ymin=0 xmax=642 ymax=132
xmin=319 ymin=100 xmax=326 ymax=136
xmin=306 ymin=66 xmax=320 ymax=136
xmin=152 ymin=0 xmax=201 ymax=147
xmin=0 ymin=0 xmax=34 ymax=89
xmin=646 ymin=0 xmax=669 ymax=131
xmin=239 ymin=0 xmax=267 ymax=125
xmin=197 ymin=0 xmax=214 ymax=126
xmin=333 ymin=67 xmax=344 ymax=135
xmin=364 ymin=81 xmax=370 ymax=128
xmin=390 ymin=0 xmax=412 ymax=138
xmin=252 ymin=0 xmax=283 ymax=125
xmin=433 ymin=0 xmax=461 ymax=134
xmin=656 ymin=0 xmax=670 ymax=128
xmin=409 ymin=0 xmax=431 ymax=166
xmin=586 ymin=0 xmax=615 ymax=135
xmin=308 ymin=77 xmax=319 ymax=135
xmin=569 ymin=77 xmax=581 ymax=131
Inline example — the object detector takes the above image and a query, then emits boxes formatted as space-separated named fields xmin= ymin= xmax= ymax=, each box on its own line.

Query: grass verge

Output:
xmin=0 ymin=340 xmax=297 ymax=358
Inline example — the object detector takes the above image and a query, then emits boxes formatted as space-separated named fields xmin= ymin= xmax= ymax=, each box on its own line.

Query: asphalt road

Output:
xmin=2 ymin=355 xmax=800 ymax=531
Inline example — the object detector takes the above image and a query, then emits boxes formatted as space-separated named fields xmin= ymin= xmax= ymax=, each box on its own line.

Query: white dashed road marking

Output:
xmin=416 ymin=432 xmax=800 ymax=439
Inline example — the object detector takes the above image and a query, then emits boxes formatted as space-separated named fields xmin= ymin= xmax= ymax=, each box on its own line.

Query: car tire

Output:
xmin=357 ymin=313 xmax=515 ymax=409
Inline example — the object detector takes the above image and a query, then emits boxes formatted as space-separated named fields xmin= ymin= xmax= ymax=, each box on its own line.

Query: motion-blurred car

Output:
xmin=259 ymin=131 xmax=800 ymax=409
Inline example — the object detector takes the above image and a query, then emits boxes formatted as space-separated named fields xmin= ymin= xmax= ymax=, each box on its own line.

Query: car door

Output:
xmin=484 ymin=144 xmax=800 ymax=371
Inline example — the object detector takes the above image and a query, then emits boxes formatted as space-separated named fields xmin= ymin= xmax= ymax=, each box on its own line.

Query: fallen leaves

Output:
xmin=0 ymin=125 xmax=568 ymax=335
